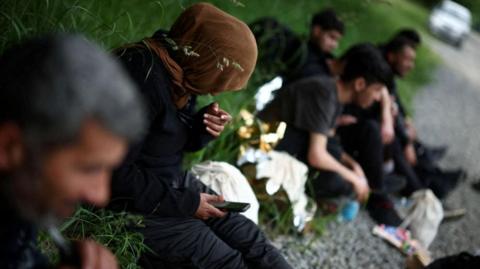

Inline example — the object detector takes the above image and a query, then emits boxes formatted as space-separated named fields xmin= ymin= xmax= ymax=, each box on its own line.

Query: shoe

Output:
xmin=428 ymin=169 xmax=464 ymax=199
xmin=443 ymin=207 xmax=466 ymax=220
xmin=472 ymin=180 xmax=480 ymax=193
xmin=428 ymin=145 xmax=448 ymax=162
xmin=366 ymin=193 xmax=402 ymax=226
xmin=383 ymin=173 xmax=407 ymax=193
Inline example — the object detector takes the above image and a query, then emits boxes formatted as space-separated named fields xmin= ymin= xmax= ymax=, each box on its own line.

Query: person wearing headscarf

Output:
xmin=110 ymin=3 xmax=292 ymax=268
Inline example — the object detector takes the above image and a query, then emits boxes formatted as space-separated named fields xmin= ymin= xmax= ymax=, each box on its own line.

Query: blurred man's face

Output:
xmin=353 ymin=80 xmax=384 ymax=108
xmin=389 ymin=45 xmax=416 ymax=77
xmin=311 ymin=26 xmax=342 ymax=54
xmin=2 ymin=119 xmax=127 ymax=223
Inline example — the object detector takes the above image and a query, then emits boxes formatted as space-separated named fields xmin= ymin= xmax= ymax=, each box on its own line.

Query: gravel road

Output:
xmin=274 ymin=32 xmax=480 ymax=269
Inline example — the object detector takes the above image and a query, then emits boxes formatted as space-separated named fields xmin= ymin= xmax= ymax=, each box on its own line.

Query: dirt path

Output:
xmin=414 ymin=32 xmax=480 ymax=259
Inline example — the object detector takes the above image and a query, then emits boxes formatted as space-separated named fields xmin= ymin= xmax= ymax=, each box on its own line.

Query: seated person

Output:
xmin=249 ymin=8 xmax=344 ymax=84
xmin=284 ymin=8 xmax=345 ymax=83
xmin=258 ymin=43 xmax=403 ymax=226
xmin=0 ymin=34 xmax=145 ymax=268
xmin=109 ymin=3 xmax=292 ymax=269
xmin=380 ymin=34 xmax=463 ymax=198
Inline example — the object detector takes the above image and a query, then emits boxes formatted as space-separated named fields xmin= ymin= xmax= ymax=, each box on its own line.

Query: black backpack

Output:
xmin=249 ymin=17 xmax=307 ymax=77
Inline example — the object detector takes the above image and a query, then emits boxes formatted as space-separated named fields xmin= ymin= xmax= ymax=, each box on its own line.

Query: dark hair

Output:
xmin=311 ymin=8 xmax=345 ymax=34
xmin=380 ymin=36 xmax=416 ymax=57
xmin=339 ymin=43 xmax=391 ymax=86
xmin=0 ymin=34 xmax=145 ymax=151
xmin=394 ymin=28 xmax=421 ymax=46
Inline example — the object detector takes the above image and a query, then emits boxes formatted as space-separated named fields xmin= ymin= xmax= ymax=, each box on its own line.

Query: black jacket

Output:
xmin=0 ymin=197 xmax=48 ymax=269
xmin=110 ymin=45 xmax=214 ymax=217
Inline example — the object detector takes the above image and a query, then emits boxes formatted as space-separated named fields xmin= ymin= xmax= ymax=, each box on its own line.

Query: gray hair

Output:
xmin=0 ymin=33 xmax=145 ymax=150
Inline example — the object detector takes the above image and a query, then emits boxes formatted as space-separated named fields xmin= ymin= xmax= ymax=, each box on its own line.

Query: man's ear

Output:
xmin=311 ymin=25 xmax=323 ymax=38
xmin=0 ymin=123 xmax=24 ymax=170
xmin=353 ymin=77 xmax=366 ymax=92
xmin=386 ymin=52 xmax=395 ymax=65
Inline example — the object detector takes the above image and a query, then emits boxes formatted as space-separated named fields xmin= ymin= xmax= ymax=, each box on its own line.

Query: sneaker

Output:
xmin=472 ymin=180 xmax=480 ymax=193
xmin=443 ymin=207 xmax=467 ymax=220
xmin=366 ymin=193 xmax=402 ymax=226
xmin=427 ymin=145 xmax=448 ymax=162
xmin=429 ymin=169 xmax=463 ymax=199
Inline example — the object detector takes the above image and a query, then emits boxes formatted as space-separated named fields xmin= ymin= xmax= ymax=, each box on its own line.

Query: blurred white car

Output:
xmin=429 ymin=0 xmax=471 ymax=48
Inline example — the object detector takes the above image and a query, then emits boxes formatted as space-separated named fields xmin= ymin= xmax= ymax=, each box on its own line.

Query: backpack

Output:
xmin=400 ymin=189 xmax=443 ymax=248
xmin=249 ymin=17 xmax=307 ymax=77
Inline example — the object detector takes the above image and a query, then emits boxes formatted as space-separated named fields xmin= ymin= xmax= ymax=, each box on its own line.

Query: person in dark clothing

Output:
xmin=284 ymin=8 xmax=345 ymax=84
xmin=110 ymin=3 xmax=292 ymax=269
xmin=394 ymin=28 xmax=422 ymax=48
xmin=381 ymin=35 xmax=463 ymax=198
xmin=258 ymin=43 xmax=403 ymax=225
xmin=0 ymin=34 xmax=145 ymax=269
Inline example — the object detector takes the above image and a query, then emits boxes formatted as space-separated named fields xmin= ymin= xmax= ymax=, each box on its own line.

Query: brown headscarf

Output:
xmin=143 ymin=2 xmax=258 ymax=108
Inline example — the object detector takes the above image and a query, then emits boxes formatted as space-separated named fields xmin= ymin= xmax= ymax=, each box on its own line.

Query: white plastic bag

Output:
xmin=256 ymin=150 xmax=316 ymax=231
xmin=191 ymin=161 xmax=259 ymax=224
xmin=400 ymin=189 xmax=444 ymax=248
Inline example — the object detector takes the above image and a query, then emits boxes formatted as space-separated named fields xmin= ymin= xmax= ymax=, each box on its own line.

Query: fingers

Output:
xmin=356 ymin=187 xmax=369 ymax=203
xmin=207 ymin=206 xmax=226 ymax=218
xmin=204 ymin=111 xmax=232 ymax=124
xmin=210 ymin=102 xmax=219 ymax=113
xmin=204 ymin=114 xmax=227 ymax=126
xmin=203 ymin=110 xmax=232 ymax=137
xmin=206 ymin=126 xmax=221 ymax=137
xmin=344 ymin=116 xmax=357 ymax=124
xmin=203 ymin=193 xmax=222 ymax=203
xmin=336 ymin=115 xmax=357 ymax=126
xmin=79 ymin=240 xmax=97 ymax=269
xmin=96 ymin=244 xmax=118 ymax=269
xmin=78 ymin=240 xmax=118 ymax=269
xmin=201 ymin=194 xmax=226 ymax=219
xmin=354 ymin=179 xmax=370 ymax=203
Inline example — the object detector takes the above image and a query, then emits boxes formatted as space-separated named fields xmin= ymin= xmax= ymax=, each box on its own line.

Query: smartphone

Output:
xmin=211 ymin=201 xmax=251 ymax=212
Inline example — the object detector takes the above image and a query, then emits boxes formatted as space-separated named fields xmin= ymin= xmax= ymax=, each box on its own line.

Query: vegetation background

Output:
xmin=0 ymin=0 xmax=446 ymax=267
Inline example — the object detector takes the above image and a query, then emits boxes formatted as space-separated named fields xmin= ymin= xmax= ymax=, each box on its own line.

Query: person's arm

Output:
xmin=308 ymin=133 xmax=369 ymax=202
xmin=57 ymin=240 xmax=118 ymax=269
xmin=380 ymin=87 xmax=395 ymax=144
xmin=111 ymin=47 xmax=201 ymax=217
xmin=340 ymin=151 xmax=365 ymax=179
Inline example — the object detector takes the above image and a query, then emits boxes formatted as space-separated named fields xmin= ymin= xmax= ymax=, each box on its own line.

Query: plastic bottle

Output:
xmin=338 ymin=200 xmax=360 ymax=222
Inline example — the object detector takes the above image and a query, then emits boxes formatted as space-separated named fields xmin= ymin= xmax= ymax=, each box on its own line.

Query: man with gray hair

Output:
xmin=0 ymin=34 xmax=145 ymax=268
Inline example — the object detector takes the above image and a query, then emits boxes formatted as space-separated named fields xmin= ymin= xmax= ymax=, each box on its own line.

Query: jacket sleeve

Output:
xmin=184 ymin=102 xmax=216 ymax=152
xmin=110 ymin=46 xmax=200 ymax=217
xmin=394 ymin=114 xmax=410 ymax=147
xmin=111 ymin=141 xmax=200 ymax=217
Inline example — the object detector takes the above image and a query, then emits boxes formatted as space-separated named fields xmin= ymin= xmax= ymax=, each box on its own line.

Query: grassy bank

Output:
xmin=0 ymin=0 xmax=438 ymax=267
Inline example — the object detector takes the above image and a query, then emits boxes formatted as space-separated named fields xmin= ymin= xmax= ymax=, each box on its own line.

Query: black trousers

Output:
xmin=389 ymin=138 xmax=424 ymax=196
xmin=136 ymin=176 xmax=292 ymax=269
xmin=337 ymin=119 xmax=384 ymax=191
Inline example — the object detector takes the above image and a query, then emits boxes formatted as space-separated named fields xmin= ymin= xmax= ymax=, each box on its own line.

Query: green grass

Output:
xmin=0 ymin=0 xmax=439 ymax=267
xmin=38 ymin=207 xmax=148 ymax=269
